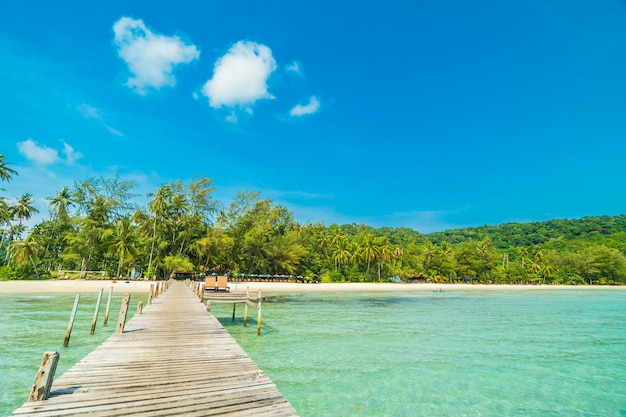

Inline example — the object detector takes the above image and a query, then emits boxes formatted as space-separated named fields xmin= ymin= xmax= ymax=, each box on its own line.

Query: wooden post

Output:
xmin=155 ymin=282 xmax=160 ymax=298
xmin=103 ymin=286 xmax=113 ymax=325
xmin=90 ymin=288 xmax=104 ymax=334
xmin=116 ymin=293 xmax=131 ymax=334
xmin=243 ymin=302 xmax=248 ymax=327
xmin=148 ymin=283 xmax=154 ymax=304
xmin=137 ymin=300 xmax=143 ymax=314
xmin=207 ymin=300 xmax=211 ymax=312
xmin=232 ymin=303 xmax=236 ymax=321
xmin=63 ymin=295 xmax=80 ymax=347
xmin=257 ymin=290 xmax=262 ymax=336
xmin=28 ymin=351 xmax=59 ymax=402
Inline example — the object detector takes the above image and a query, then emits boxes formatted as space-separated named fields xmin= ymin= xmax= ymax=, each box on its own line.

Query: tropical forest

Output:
xmin=1 ymin=154 xmax=625 ymax=285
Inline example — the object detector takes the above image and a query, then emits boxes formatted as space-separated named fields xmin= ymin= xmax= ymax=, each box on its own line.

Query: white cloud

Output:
xmin=113 ymin=17 xmax=200 ymax=94
xmin=287 ymin=61 xmax=302 ymax=74
xmin=201 ymin=41 xmax=277 ymax=109
xmin=17 ymin=139 xmax=59 ymax=165
xmin=105 ymin=125 xmax=124 ymax=137
xmin=77 ymin=103 xmax=124 ymax=137
xmin=290 ymin=96 xmax=320 ymax=117
xmin=226 ymin=111 xmax=238 ymax=124
xmin=16 ymin=139 xmax=85 ymax=166
xmin=62 ymin=142 xmax=84 ymax=165
xmin=77 ymin=103 xmax=103 ymax=120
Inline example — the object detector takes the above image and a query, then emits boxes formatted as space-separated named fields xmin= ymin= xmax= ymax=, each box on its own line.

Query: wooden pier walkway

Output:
xmin=11 ymin=281 xmax=298 ymax=416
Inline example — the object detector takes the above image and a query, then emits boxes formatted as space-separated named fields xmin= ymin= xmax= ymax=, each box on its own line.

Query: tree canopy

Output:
xmin=1 ymin=167 xmax=625 ymax=285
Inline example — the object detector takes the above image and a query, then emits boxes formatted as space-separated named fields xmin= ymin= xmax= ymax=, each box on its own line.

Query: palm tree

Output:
xmin=191 ymin=227 xmax=234 ymax=271
xmin=147 ymin=185 xmax=172 ymax=276
xmin=12 ymin=193 xmax=39 ymax=226
xmin=393 ymin=246 xmax=403 ymax=269
xmin=47 ymin=187 xmax=73 ymax=221
xmin=360 ymin=234 xmax=380 ymax=273
xmin=517 ymin=247 xmax=528 ymax=269
xmin=376 ymin=237 xmax=393 ymax=282
xmin=9 ymin=238 xmax=40 ymax=279
xmin=105 ymin=216 xmax=140 ymax=279
xmin=0 ymin=154 xmax=18 ymax=182
xmin=333 ymin=238 xmax=352 ymax=271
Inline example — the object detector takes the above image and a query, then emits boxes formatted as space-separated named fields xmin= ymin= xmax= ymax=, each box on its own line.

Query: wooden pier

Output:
xmin=11 ymin=281 xmax=298 ymax=416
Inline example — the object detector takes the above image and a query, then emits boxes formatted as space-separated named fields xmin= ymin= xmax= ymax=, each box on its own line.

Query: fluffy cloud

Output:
xmin=290 ymin=96 xmax=320 ymax=117
xmin=62 ymin=142 xmax=83 ymax=165
xmin=17 ymin=139 xmax=83 ymax=166
xmin=113 ymin=17 xmax=200 ymax=94
xmin=17 ymin=139 xmax=59 ymax=165
xmin=201 ymin=41 xmax=277 ymax=108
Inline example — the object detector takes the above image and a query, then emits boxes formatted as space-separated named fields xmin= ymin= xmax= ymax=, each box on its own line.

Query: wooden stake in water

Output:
xmin=103 ymin=286 xmax=113 ymax=325
xmin=116 ymin=293 xmax=131 ymax=334
xmin=137 ymin=300 xmax=143 ymax=314
xmin=257 ymin=290 xmax=262 ymax=336
xmin=243 ymin=302 xmax=248 ymax=327
xmin=148 ymin=284 xmax=154 ymax=304
xmin=28 ymin=351 xmax=59 ymax=402
xmin=90 ymin=288 xmax=104 ymax=334
xmin=63 ymin=295 xmax=80 ymax=347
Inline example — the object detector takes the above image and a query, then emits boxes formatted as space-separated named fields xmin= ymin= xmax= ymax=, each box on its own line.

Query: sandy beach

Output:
xmin=0 ymin=279 xmax=621 ymax=294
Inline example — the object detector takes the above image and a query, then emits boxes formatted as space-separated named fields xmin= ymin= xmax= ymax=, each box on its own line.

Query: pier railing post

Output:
xmin=63 ymin=295 xmax=80 ymax=347
xmin=103 ymin=286 xmax=113 ymax=325
xmin=148 ymin=284 xmax=154 ymax=304
xmin=90 ymin=288 xmax=104 ymax=334
xmin=28 ymin=351 xmax=59 ymax=402
xmin=116 ymin=293 xmax=131 ymax=334
xmin=243 ymin=287 xmax=250 ymax=327
xmin=257 ymin=290 xmax=262 ymax=336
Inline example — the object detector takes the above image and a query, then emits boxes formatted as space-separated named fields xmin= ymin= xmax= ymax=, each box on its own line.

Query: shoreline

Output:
xmin=0 ymin=279 xmax=622 ymax=294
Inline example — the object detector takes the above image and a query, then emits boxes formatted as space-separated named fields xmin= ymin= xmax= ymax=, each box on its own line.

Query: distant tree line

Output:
xmin=1 ymin=156 xmax=625 ymax=284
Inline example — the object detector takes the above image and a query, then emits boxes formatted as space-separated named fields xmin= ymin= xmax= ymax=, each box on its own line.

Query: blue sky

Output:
xmin=1 ymin=1 xmax=625 ymax=233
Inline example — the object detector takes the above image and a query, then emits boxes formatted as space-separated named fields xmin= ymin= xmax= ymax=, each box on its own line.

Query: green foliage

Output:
xmin=1 ymin=168 xmax=624 ymax=285
xmin=163 ymin=255 xmax=195 ymax=274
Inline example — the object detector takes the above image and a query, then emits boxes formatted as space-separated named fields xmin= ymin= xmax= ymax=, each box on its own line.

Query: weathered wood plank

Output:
xmin=11 ymin=281 xmax=298 ymax=417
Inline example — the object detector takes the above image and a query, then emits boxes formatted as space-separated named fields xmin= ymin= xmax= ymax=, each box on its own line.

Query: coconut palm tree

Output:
xmin=12 ymin=193 xmax=39 ymax=226
xmin=376 ymin=237 xmax=393 ymax=282
xmin=360 ymin=234 xmax=380 ymax=273
xmin=146 ymin=184 xmax=173 ymax=276
xmin=0 ymin=154 xmax=18 ymax=182
xmin=47 ymin=187 xmax=73 ymax=221
xmin=333 ymin=238 xmax=352 ymax=271
xmin=9 ymin=238 xmax=40 ymax=279
xmin=105 ymin=216 xmax=140 ymax=279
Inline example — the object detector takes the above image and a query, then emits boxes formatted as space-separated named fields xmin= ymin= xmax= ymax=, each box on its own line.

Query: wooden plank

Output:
xmin=11 ymin=281 xmax=298 ymax=417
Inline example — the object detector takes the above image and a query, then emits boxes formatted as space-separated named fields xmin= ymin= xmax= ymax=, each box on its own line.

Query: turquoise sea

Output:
xmin=0 ymin=290 xmax=148 ymax=416
xmin=2 ymin=288 xmax=625 ymax=416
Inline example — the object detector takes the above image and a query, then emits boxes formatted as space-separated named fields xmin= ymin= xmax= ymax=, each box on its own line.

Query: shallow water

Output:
xmin=0 ymin=291 xmax=147 ymax=416
xmin=214 ymin=290 xmax=626 ymax=417
xmin=1 ymin=289 xmax=624 ymax=416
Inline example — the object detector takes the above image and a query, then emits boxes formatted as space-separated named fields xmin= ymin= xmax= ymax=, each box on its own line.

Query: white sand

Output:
xmin=0 ymin=279 xmax=155 ymax=294
xmin=0 ymin=279 xmax=620 ymax=294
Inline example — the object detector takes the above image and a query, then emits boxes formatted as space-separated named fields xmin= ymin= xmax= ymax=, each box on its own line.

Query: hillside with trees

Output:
xmin=1 ymin=159 xmax=625 ymax=285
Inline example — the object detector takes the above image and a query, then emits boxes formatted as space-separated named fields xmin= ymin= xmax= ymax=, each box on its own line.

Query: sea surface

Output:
xmin=1 ymin=288 xmax=625 ymax=416
xmin=0 ymin=290 xmax=148 ymax=416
